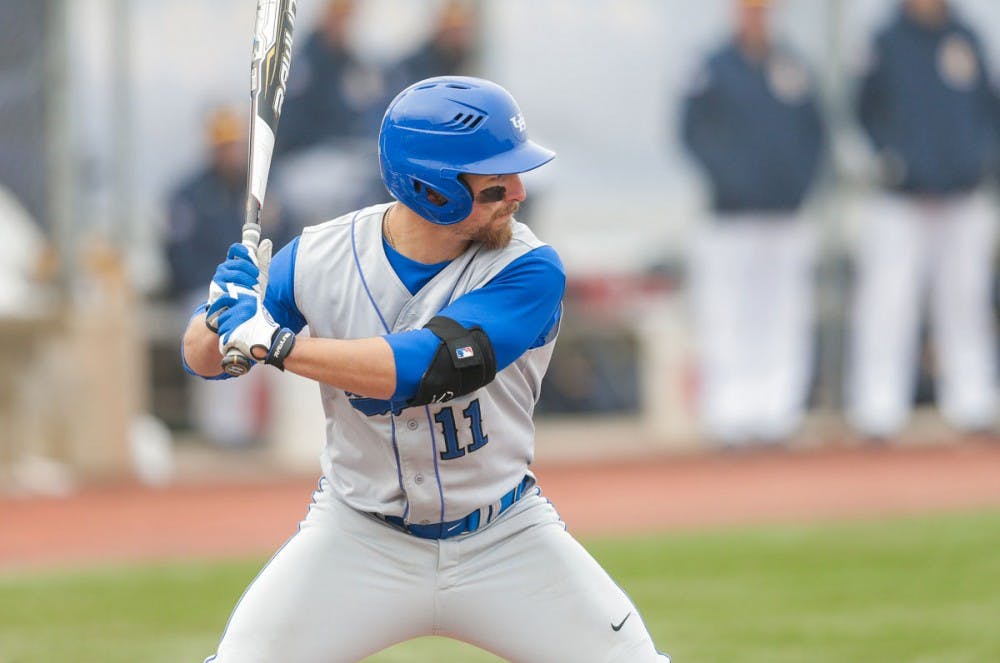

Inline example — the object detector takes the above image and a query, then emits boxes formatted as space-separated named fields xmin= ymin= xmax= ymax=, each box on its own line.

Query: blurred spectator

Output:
xmin=846 ymin=0 xmax=1000 ymax=438
xmin=165 ymin=106 xmax=297 ymax=300
xmin=276 ymin=0 xmax=388 ymax=156
xmin=679 ymin=0 xmax=825 ymax=447
xmin=271 ymin=0 xmax=389 ymax=224
xmin=164 ymin=105 xmax=295 ymax=448
xmin=393 ymin=0 xmax=479 ymax=86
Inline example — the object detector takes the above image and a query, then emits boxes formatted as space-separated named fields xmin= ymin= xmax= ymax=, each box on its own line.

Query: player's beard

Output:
xmin=474 ymin=202 xmax=518 ymax=249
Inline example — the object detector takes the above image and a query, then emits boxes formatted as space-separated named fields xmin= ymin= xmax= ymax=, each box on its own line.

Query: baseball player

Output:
xmin=847 ymin=0 xmax=1000 ymax=438
xmin=184 ymin=77 xmax=671 ymax=662
xmin=680 ymin=0 xmax=825 ymax=446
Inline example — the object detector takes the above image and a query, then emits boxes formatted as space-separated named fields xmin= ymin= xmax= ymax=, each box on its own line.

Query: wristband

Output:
xmin=265 ymin=328 xmax=296 ymax=371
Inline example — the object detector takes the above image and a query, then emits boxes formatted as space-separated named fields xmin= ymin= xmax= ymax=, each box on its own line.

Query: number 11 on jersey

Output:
xmin=434 ymin=399 xmax=489 ymax=460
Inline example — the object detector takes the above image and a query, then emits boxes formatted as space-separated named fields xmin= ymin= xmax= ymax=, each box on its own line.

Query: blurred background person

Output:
xmin=846 ymin=0 xmax=1000 ymax=439
xmin=276 ymin=0 xmax=387 ymax=156
xmin=163 ymin=105 xmax=296 ymax=449
xmin=271 ymin=0 xmax=390 ymax=225
xmin=680 ymin=0 xmax=825 ymax=447
xmin=393 ymin=0 xmax=480 ymax=86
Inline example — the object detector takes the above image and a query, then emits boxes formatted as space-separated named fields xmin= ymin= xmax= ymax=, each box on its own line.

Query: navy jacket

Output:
xmin=681 ymin=41 xmax=825 ymax=213
xmin=857 ymin=7 xmax=1000 ymax=195
xmin=276 ymin=33 xmax=387 ymax=156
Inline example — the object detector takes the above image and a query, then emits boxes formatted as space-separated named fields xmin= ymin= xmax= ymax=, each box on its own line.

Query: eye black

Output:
xmin=475 ymin=186 xmax=506 ymax=203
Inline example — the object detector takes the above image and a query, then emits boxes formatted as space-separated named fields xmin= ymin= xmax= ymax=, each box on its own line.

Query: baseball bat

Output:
xmin=219 ymin=0 xmax=298 ymax=376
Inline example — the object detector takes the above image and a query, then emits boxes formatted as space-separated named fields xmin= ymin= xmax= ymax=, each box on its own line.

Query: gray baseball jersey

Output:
xmin=294 ymin=202 xmax=555 ymax=524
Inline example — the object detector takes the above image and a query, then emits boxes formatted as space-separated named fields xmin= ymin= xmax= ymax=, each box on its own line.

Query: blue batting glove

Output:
xmin=205 ymin=241 xmax=272 ymax=332
xmin=215 ymin=291 xmax=259 ymax=344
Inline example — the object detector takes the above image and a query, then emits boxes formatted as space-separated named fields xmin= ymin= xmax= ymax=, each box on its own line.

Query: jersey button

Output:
xmin=406 ymin=419 xmax=418 ymax=430
xmin=414 ymin=474 xmax=424 ymax=484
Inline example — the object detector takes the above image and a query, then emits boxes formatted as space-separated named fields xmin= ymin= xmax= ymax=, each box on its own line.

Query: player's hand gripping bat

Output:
xmin=214 ymin=0 xmax=298 ymax=376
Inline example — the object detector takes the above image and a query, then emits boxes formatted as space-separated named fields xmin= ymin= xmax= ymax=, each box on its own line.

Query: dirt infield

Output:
xmin=2 ymin=440 xmax=1000 ymax=572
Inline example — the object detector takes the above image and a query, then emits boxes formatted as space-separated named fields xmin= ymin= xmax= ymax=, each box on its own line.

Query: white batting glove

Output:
xmin=205 ymin=239 xmax=272 ymax=332
xmin=217 ymin=291 xmax=296 ymax=371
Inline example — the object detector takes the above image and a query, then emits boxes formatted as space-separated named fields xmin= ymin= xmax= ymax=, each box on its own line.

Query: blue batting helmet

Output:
xmin=378 ymin=76 xmax=555 ymax=225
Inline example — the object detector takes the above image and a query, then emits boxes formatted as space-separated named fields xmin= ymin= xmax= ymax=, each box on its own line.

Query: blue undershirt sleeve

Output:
xmin=264 ymin=236 xmax=307 ymax=333
xmin=387 ymin=328 xmax=439 ymax=399
xmin=385 ymin=245 xmax=565 ymax=401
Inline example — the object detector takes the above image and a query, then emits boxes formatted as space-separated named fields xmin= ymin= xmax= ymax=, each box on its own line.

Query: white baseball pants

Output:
xmin=846 ymin=190 xmax=999 ymax=436
xmin=205 ymin=479 xmax=670 ymax=662
xmin=689 ymin=213 xmax=816 ymax=444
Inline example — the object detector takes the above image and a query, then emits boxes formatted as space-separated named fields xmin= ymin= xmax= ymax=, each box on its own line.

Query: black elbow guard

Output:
xmin=410 ymin=316 xmax=497 ymax=406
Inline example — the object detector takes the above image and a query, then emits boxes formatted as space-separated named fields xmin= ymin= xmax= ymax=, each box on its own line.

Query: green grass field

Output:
xmin=2 ymin=510 xmax=998 ymax=662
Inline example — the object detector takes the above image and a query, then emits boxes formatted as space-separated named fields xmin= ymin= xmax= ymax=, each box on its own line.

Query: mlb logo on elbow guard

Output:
xmin=456 ymin=346 xmax=475 ymax=359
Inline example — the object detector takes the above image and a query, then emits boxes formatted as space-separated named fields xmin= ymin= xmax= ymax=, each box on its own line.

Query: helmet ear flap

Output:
xmin=406 ymin=174 xmax=473 ymax=225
